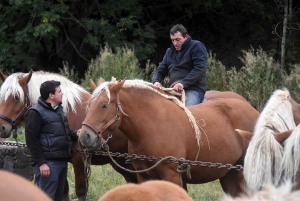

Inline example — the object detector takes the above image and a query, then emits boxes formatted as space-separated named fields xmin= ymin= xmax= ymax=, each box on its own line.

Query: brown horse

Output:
xmin=204 ymin=90 xmax=248 ymax=103
xmin=236 ymin=89 xmax=300 ymax=192
xmin=98 ymin=180 xmax=193 ymax=201
xmin=0 ymin=71 xmax=137 ymax=201
xmin=0 ymin=170 xmax=52 ymax=201
xmin=79 ymin=79 xmax=259 ymax=196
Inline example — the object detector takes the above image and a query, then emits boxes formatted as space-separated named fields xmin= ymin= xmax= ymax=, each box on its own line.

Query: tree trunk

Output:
xmin=281 ymin=0 xmax=288 ymax=73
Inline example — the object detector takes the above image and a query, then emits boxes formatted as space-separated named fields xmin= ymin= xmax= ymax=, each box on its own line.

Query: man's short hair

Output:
xmin=170 ymin=24 xmax=188 ymax=37
xmin=40 ymin=80 xmax=61 ymax=100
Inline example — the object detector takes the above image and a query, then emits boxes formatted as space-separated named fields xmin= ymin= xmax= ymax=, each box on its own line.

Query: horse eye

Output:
xmin=102 ymin=104 xmax=108 ymax=109
xmin=13 ymin=95 xmax=20 ymax=102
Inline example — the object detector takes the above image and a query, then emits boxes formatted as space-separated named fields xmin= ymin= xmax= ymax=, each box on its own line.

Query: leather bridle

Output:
xmin=0 ymin=85 xmax=30 ymax=133
xmin=82 ymin=93 xmax=129 ymax=144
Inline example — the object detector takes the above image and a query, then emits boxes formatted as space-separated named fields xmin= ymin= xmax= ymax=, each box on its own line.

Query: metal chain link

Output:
xmin=0 ymin=140 xmax=27 ymax=147
xmin=73 ymin=148 xmax=244 ymax=171
xmin=0 ymin=142 xmax=243 ymax=171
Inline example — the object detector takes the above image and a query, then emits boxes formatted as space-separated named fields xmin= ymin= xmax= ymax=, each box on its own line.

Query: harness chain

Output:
xmin=0 ymin=141 xmax=244 ymax=171
xmin=73 ymin=147 xmax=244 ymax=171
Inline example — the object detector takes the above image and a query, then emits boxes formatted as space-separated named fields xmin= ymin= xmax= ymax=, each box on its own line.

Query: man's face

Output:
xmin=51 ymin=86 xmax=63 ymax=104
xmin=170 ymin=31 xmax=188 ymax=51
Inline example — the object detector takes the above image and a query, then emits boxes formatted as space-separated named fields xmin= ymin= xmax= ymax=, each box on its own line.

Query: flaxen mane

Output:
xmin=91 ymin=79 xmax=203 ymax=158
xmin=0 ymin=71 xmax=88 ymax=113
xmin=280 ymin=124 xmax=300 ymax=182
xmin=244 ymin=89 xmax=296 ymax=192
xmin=222 ymin=181 xmax=300 ymax=201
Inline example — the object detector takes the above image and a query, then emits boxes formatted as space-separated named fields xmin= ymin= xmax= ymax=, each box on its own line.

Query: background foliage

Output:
xmin=0 ymin=0 xmax=299 ymax=77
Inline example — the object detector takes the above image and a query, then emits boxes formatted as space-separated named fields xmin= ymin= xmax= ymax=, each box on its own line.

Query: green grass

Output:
xmin=67 ymin=164 xmax=225 ymax=201
xmin=6 ymin=132 xmax=224 ymax=200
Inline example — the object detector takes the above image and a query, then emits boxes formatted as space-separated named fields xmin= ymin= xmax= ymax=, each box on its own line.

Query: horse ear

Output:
xmin=235 ymin=129 xmax=254 ymax=140
xmin=274 ymin=129 xmax=293 ymax=144
xmin=19 ymin=70 xmax=33 ymax=86
xmin=0 ymin=72 xmax=7 ymax=82
xmin=90 ymin=79 xmax=97 ymax=92
xmin=97 ymin=77 xmax=105 ymax=86
xmin=112 ymin=79 xmax=125 ymax=93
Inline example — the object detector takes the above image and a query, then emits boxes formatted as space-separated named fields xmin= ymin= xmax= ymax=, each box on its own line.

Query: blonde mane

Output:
xmin=92 ymin=79 xmax=202 ymax=157
xmin=244 ymin=89 xmax=296 ymax=192
xmin=281 ymin=123 xmax=300 ymax=182
xmin=222 ymin=181 xmax=300 ymax=201
xmin=0 ymin=71 xmax=88 ymax=113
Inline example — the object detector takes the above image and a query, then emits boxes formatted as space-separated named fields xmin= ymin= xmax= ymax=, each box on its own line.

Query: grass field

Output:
xmin=8 ymin=133 xmax=225 ymax=200
xmin=67 ymin=164 xmax=225 ymax=201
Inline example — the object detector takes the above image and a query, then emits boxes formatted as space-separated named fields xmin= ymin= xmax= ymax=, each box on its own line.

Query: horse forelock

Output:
xmin=0 ymin=73 xmax=26 ymax=104
xmin=1 ymin=71 xmax=88 ymax=113
xmin=91 ymin=79 xmax=202 ymax=156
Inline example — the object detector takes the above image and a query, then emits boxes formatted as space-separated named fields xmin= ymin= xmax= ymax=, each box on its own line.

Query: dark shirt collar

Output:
xmin=38 ymin=97 xmax=61 ymax=110
xmin=170 ymin=36 xmax=192 ymax=52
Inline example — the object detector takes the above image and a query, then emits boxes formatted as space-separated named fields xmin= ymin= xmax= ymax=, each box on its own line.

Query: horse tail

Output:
xmin=244 ymin=126 xmax=283 ymax=192
xmin=280 ymin=124 xmax=300 ymax=182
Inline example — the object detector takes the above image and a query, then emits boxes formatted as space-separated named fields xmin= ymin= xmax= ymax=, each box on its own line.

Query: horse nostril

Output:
xmin=84 ymin=132 xmax=91 ymax=141
xmin=1 ymin=125 xmax=6 ymax=133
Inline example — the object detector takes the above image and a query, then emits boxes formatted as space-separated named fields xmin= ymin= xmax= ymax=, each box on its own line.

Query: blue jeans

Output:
xmin=185 ymin=90 xmax=204 ymax=106
xmin=34 ymin=160 xmax=68 ymax=201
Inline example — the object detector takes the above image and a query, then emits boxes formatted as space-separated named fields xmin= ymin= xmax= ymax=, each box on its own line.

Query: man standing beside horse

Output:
xmin=152 ymin=24 xmax=208 ymax=106
xmin=25 ymin=80 xmax=78 ymax=201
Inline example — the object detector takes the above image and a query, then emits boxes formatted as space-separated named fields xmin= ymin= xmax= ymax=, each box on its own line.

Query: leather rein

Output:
xmin=0 ymin=85 xmax=30 ymax=133
xmin=82 ymin=93 xmax=129 ymax=144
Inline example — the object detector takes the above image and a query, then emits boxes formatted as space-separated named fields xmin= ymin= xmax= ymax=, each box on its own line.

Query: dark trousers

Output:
xmin=34 ymin=160 xmax=68 ymax=201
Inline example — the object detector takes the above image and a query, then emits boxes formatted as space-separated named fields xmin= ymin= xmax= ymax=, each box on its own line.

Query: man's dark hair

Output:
xmin=40 ymin=80 xmax=61 ymax=100
xmin=170 ymin=24 xmax=188 ymax=37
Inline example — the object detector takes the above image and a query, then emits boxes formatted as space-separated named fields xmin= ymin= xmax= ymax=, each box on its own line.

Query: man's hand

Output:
xmin=153 ymin=82 xmax=162 ymax=88
xmin=173 ymin=83 xmax=184 ymax=91
xmin=40 ymin=163 xmax=50 ymax=178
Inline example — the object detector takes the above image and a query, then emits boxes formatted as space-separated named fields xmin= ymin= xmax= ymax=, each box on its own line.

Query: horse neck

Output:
xmin=117 ymin=88 xmax=185 ymax=143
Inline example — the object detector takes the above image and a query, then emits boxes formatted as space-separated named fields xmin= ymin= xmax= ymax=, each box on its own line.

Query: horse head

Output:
xmin=79 ymin=79 xmax=126 ymax=151
xmin=0 ymin=70 xmax=33 ymax=138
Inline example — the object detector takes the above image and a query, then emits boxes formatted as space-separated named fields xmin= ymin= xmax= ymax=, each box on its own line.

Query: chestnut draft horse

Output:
xmin=79 ymin=79 xmax=259 ymax=196
xmin=0 ymin=170 xmax=52 ymax=201
xmin=204 ymin=91 xmax=248 ymax=103
xmin=0 ymin=71 xmax=137 ymax=201
xmin=98 ymin=180 xmax=193 ymax=201
xmin=236 ymin=89 xmax=300 ymax=193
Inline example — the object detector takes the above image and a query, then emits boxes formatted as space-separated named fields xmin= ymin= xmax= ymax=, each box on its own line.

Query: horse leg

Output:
xmin=219 ymin=170 xmax=244 ymax=197
xmin=61 ymin=178 xmax=70 ymax=201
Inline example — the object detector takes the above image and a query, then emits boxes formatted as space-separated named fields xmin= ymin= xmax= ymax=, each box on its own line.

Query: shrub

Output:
xmin=206 ymin=52 xmax=229 ymax=91
xmin=227 ymin=47 xmax=283 ymax=111
xmin=81 ymin=45 xmax=145 ymax=90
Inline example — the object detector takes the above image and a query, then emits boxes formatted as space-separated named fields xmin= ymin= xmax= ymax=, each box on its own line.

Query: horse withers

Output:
xmin=79 ymin=79 xmax=259 ymax=197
